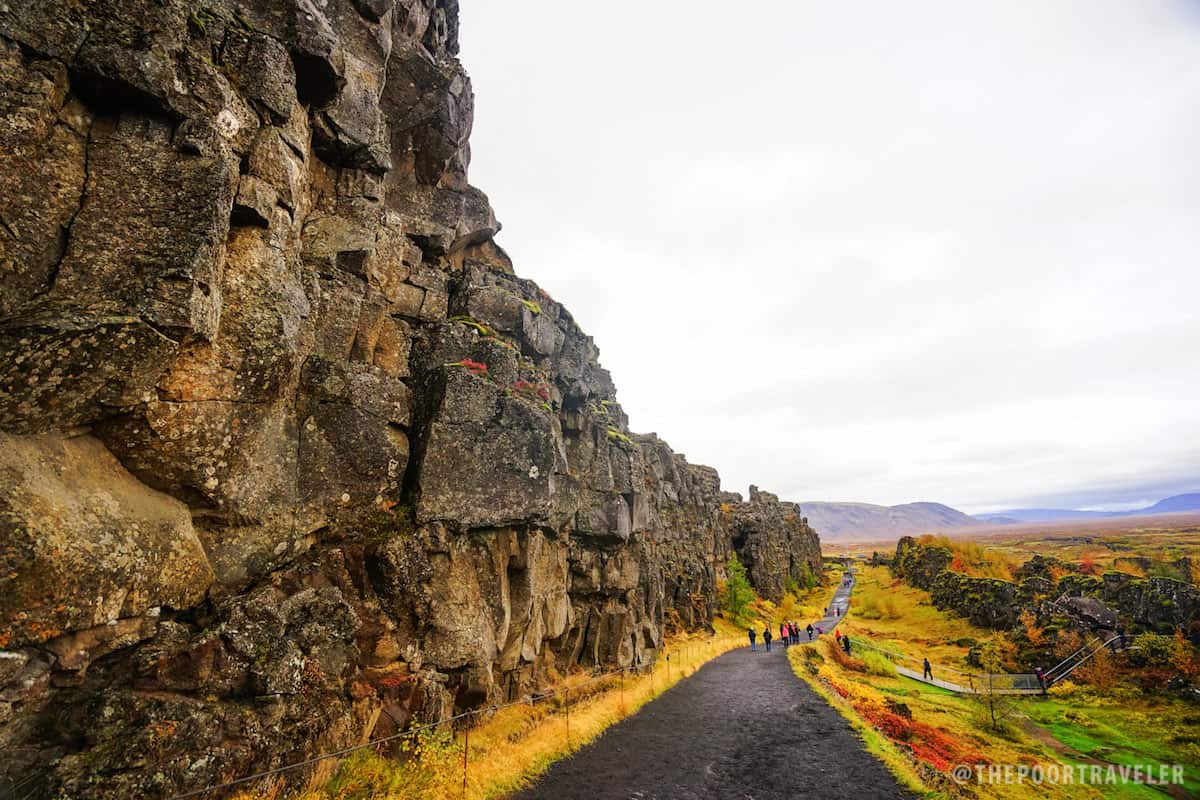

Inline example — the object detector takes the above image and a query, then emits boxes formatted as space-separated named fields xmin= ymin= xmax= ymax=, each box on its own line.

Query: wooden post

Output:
xmin=461 ymin=717 xmax=470 ymax=800
xmin=565 ymin=687 xmax=570 ymax=745
xmin=619 ymin=668 xmax=626 ymax=715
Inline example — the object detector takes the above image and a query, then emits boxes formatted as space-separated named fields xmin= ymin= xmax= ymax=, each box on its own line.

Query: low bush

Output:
xmin=824 ymin=638 xmax=867 ymax=672
xmin=863 ymin=651 xmax=899 ymax=678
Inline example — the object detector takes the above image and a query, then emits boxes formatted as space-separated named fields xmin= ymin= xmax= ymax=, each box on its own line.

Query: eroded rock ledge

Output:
xmin=0 ymin=2 xmax=821 ymax=797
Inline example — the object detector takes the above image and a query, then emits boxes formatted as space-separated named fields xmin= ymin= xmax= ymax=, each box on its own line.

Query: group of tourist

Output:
xmin=747 ymin=619 xmax=832 ymax=651
xmin=747 ymin=572 xmax=857 ymax=652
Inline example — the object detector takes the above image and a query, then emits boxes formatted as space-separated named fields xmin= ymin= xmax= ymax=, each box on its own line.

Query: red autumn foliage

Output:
xmin=853 ymin=698 xmax=988 ymax=773
xmin=511 ymin=379 xmax=551 ymax=402
xmin=458 ymin=358 xmax=488 ymax=376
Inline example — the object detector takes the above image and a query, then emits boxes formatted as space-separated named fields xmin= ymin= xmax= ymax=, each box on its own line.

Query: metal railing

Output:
xmin=851 ymin=637 xmax=1042 ymax=693
xmin=1044 ymin=633 xmax=1131 ymax=684
xmin=852 ymin=630 xmax=1136 ymax=695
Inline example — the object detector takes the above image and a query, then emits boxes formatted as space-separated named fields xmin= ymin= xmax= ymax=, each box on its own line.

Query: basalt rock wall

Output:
xmin=0 ymin=2 xmax=821 ymax=797
xmin=893 ymin=537 xmax=1200 ymax=635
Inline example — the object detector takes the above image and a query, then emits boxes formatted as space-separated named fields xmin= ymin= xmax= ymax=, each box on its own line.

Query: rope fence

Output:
xmin=167 ymin=635 xmax=741 ymax=800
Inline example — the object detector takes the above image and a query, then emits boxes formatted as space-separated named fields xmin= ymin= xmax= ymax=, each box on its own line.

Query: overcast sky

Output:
xmin=457 ymin=1 xmax=1200 ymax=514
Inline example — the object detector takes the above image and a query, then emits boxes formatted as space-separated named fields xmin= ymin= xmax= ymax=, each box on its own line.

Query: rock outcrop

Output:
xmin=893 ymin=537 xmax=1200 ymax=636
xmin=0 ymin=2 xmax=822 ymax=797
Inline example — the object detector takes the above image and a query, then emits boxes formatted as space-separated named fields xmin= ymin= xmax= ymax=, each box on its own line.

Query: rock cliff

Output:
xmin=893 ymin=537 xmax=1200 ymax=635
xmin=0 ymin=2 xmax=822 ymax=797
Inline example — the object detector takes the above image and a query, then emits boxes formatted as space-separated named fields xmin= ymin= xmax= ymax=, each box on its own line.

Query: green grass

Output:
xmin=897 ymin=675 xmax=957 ymax=696
xmin=1024 ymin=697 xmax=1200 ymax=797
xmin=793 ymin=564 xmax=1200 ymax=799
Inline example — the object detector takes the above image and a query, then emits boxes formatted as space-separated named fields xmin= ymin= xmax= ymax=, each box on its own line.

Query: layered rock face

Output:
xmin=0 ymin=2 xmax=821 ymax=797
xmin=893 ymin=537 xmax=1200 ymax=634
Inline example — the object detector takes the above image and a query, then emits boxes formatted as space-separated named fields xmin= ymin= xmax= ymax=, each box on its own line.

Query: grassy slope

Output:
xmin=839 ymin=564 xmax=983 ymax=671
xmin=788 ymin=565 xmax=1200 ymax=799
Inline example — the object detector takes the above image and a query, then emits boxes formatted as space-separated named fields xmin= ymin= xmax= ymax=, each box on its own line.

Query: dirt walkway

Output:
xmin=511 ymin=643 xmax=908 ymax=799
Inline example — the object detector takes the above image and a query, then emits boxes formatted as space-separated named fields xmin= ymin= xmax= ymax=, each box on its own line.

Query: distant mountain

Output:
xmin=799 ymin=501 xmax=981 ymax=541
xmin=971 ymin=493 xmax=1200 ymax=524
xmin=1143 ymin=493 xmax=1200 ymax=514
xmin=799 ymin=492 xmax=1200 ymax=541
xmin=973 ymin=508 xmax=1116 ymax=523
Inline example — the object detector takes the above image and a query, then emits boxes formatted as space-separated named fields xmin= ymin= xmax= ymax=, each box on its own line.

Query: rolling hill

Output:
xmin=798 ymin=501 xmax=981 ymax=541
xmin=972 ymin=492 xmax=1200 ymax=524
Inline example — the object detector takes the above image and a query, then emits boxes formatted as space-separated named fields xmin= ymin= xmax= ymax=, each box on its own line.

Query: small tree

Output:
xmin=1019 ymin=609 xmax=1045 ymax=646
xmin=972 ymin=637 xmax=1019 ymax=731
xmin=1171 ymin=631 xmax=1200 ymax=681
xmin=1075 ymin=645 xmax=1116 ymax=692
xmin=801 ymin=563 xmax=816 ymax=589
xmin=1054 ymin=629 xmax=1084 ymax=661
xmin=722 ymin=555 xmax=756 ymax=621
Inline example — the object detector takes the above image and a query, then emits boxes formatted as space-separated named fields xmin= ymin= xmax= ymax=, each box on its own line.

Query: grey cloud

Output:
xmin=459 ymin=1 xmax=1200 ymax=512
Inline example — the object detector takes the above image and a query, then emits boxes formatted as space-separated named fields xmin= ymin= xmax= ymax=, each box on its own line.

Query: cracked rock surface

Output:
xmin=0 ymin=2 xmax=822 ymax=797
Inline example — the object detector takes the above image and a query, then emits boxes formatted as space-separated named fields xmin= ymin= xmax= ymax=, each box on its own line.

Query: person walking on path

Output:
xmin=806 ymin=623 xmax=814 ymax=642
xmin=1035 ymin=666 xmax=1046 ymax=695
xmin=748 ymin=628 xmax=757 ymax=651
xmin=763 ymin=626 xmax=773 ymax=652
xmin=780 ymin=623 xmax=789 ymax=648
xmin=922 ymin=657 xmax=933 ymax=680
xmin=842 ymin=635 xmax=852 ymax=656
xmin=835 ymin=629 xmax=841 ymax=643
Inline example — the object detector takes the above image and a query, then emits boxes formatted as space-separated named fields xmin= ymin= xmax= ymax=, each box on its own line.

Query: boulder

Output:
xmin=0 ymin=433 xmax=213 ymax=649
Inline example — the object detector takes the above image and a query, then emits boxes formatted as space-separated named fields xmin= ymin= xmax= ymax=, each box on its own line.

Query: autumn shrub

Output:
xmin=863 ymin=651 xmax=898 ymax=678
xmin=1047 ymin=679 xmax=1079 ymax=697
xmin=1171 ymin=631 xmax=1200 ymax=680
xmin=824 ymin=637 xmax=867 ymax=672
xmin=1128 ymin=633 xmax=1174 ymax=667
xmin=1018 ymin=609 xmax=1045 ymax=646
xmin=1074 ymin=645 xmax=1117 ymax=691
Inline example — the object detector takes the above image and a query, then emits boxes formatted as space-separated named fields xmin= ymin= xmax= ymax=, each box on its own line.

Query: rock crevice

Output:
xmin=0 ymin=3 xmax=821 ymax=797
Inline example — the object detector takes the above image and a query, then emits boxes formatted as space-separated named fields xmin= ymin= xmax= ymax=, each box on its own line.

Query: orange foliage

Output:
xmin=1171 ymin=632 xmax=1200 ymax=680
xmin=1019 ymin=609 xmax=1045 ymax=646
xmin=853 ymin=697 xmax=989 ymax=772
xmin=1074 ymin=646 xmax=1116 ymax=691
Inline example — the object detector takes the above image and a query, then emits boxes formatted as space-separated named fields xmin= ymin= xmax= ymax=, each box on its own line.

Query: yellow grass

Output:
xmin=840 ymin=565 xmax=991 ymax=671
xmin=232 ymin=578 xmax=836 ymax=800
xmin=234 ymin=623 xmax=746 ymax=800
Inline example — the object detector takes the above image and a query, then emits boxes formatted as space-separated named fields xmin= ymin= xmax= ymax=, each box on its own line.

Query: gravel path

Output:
xmin=513 ymin=575 xmax=908 ymax=799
